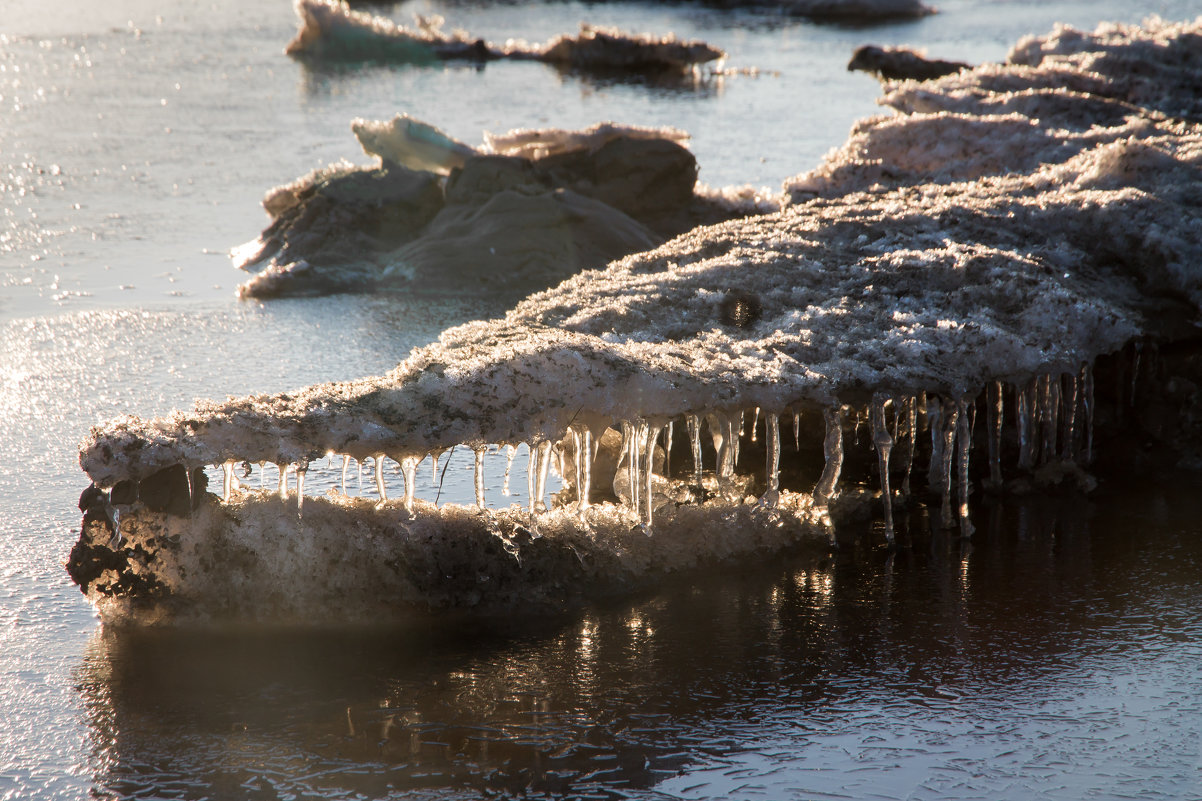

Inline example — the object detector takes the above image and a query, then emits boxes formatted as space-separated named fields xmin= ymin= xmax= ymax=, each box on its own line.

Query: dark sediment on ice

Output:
xmin=847 ymin=45 xmax=970 ymax=82
xmin=72 ymin=17 xmax=1202 ymax=625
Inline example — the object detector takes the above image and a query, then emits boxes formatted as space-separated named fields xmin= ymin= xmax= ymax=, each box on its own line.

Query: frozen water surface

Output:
xmin=4 ymin=0 xmax=1202 ymax=797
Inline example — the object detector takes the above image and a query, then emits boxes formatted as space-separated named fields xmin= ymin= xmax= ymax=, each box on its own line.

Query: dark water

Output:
xmin=77 ymin=480 xmax=1202 ymax=799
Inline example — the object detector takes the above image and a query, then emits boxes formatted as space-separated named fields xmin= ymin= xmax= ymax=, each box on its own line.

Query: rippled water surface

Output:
xmin=3 ymin=0 xmax=1202 ymax=797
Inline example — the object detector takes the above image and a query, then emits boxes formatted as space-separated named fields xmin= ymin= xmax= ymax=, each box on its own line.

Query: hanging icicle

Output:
xmin=644 ymin=424 xmax=662 ymax=525
xmin=402 ymin=456 xmax=418 ymax=512
xmin=687 ymin=414 xmax=703 ymax=490
xmin=813 ymin=406 xmax=844 ymax=507
xmin=926 ymin=395 xmax=944 ymax=491
xmin=527 ymin=442 xmax=537 ymax=511
xmin=629 ymin=421 xmax=643 ymax=512
xmin=374 ymin=455 xmax=387 ymax=502
xmin=763 ymin=412 xmax=781 ymax=507
xmin=1061 ymin=372 xmax=1080 ymax=461
xmin=1038 ymin=373 xmax=1058 ymax=465
xmin=987 ymin=381 xmax=1004 ymax=487
xmin=870 ymin=396 xmax=895 ymax=545
xmin=277 ymin=463 xmax=289 ymax=500
xmin=1131 ymin=340 xmax=1143 ymax=407
xmin=793 ymin=407 xmax=801 ymax=451
xmin=296 ymin=465 xmax=306 ymax=517
xmin=580 ymin=429 xmax=593 ymax=513
xmin=222 ymin=460 xmax=235 ymax=503
xmin=901 ymin=397 xmax=917 ymax=499
xmin=663 ymin=421 xmax=674 ymax=480
xmin=956 ymin=396 xmax=974 ymax=537
xmin=474 ymin=448 xmax=486 ymax=509
xmin=503 ymin=444 xmax=517 ymax=496
xmin=341 ymin=455 xmax=351 ymax=496
xmin=750 ymin=407 xmax=760 ymax=443
xmin=1017 ymin=379 xmax=1038 ymax=470
xmin=571 ymin=429 xmax=584 ymax=506
xmin=938 ymin=398 xmax=960 ymax=529
xmin=1082 ymin=362 xmax=1095 ymax=464
xmin=183 ymin=464 xmax=194 ymax=513
xmin=535 ymin=440 xmax=552 ymax=512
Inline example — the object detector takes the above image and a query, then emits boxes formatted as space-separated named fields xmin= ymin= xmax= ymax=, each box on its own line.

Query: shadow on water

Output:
xmin=74 ymin=476 xmax=1202 ymax=799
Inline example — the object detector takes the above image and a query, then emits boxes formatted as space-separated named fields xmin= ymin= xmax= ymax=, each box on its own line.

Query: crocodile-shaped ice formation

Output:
xmin=70 ymin=17 xmax=1202 ymax=625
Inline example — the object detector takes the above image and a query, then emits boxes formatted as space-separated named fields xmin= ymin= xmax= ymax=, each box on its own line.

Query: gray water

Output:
xmin=3 ymin=0 xmax=1202 ymax=797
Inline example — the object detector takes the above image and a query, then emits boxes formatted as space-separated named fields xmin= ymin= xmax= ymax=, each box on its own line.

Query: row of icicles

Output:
xmin=201 ymin=364 xmax=1097 ymax=544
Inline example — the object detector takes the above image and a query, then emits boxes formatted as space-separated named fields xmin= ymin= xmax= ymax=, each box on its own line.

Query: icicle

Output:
xmin=555 ymin=442 xmax=566 ymax=481
xmin=644 ymin=424 xmax=662 ymax=525
xmin=277 ymin=463 xmax=289 ymax=499
xmin=732 ymin=412 xmax=743 ymax=469
xmin=1082 ymin=362 xmax=1095 ymax=464
xmin=628 ymin=421 xmax=643 ymax=512
xmin=663 ymin=421 xmax=674 ymax=480
xmin=926 ymin=395 xmax=944 ymax=490
xmin=341 ymin=455 xmax=351 ymax=495
xmin=793 ymin=407 xmax=801 ymax=451
xmin=1017 ymin=379 xmax=1038 ymax=470
xmin=987 ymin=381 xmax=1004 ymax=487
xmin=870 ymin=397 xmax=895 ymax=545
xmin=431 ymin=451 xmax=441 ymax=484
xmin=296 ymin=466 xmax=306 ymax=516
xmin=527 ymin=443 xmax=537 ymax=512
xmin=374 ymin=455 xmax=387 ymax=501
xmin=763 ymin=412 xmax=780 ymax=507
xmin=956 ymin=397 xmax=974 ymax=537
xmin=222 ymin=461 xmax=234 ymax=503
xmin=722 ymin=416 xmax=737 ymax=478
xmin=812 ymin=406 xmax=844 ymax=507
xmin=750 ymin=407 xmax=760 ymax=443
xmin=356 ymin=458 xmax=363 ymax=495
xmin=938 ymin=399 xmax=960 ymax=529
xmin=1130 ymin=340 xmax=1143 ymax=406
xmin=897 ymin=397 xmax=915 ymax=499
xmin=474 ymin=448 xmax=486 ymax=509
xmin=1039 ymin=373 xmax=1058 ymax=464
xmin=572 ymin=429 xmax=584 ymax=505
xmin=580 ymin=429 xmax=593 ymax=512
xmin=503 ymin=444 xmax=517 ymax=496
xmin=1061 ymin=372 xmax=1079 ymax=461
xmin=183 ymin=464 xmax=194 ymax=511
xmin=687 ymin=414 xmax=703 ymax=489
xmin=402 ymin=456 xmax=418 ymax=512
xmin=535 ymin=440 xmax=552 ymax=512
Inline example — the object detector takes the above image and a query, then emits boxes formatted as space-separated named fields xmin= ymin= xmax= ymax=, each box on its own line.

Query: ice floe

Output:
xmin=233 ymin=117 xmax=752 ymax=299
xmin=287 ymin=0 xmax=725 ymax=75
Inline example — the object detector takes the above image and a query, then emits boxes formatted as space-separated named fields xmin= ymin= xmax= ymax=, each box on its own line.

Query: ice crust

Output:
xmin=75 ymin=17 xmax=1202 ymax=624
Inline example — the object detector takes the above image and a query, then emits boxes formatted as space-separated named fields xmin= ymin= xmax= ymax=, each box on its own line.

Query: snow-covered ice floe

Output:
xmin=71 ymin=18 xmax=1202 ymax=625
xmin=286 ymin=0 xmax=725 ymax=75
xmin=232 ymin=117 xmax=763 ymax=299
